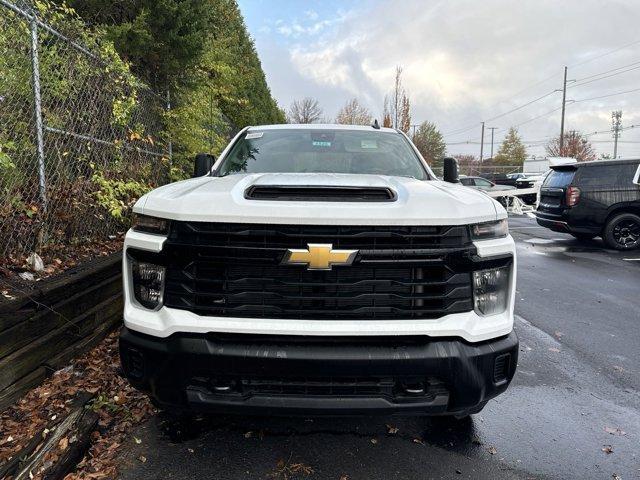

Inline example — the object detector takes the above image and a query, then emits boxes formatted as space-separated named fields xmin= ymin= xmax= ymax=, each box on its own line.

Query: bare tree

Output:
xmin=288 ymin=97 xmax=323 ymax=124
xmin=399 ymin=95 xmax=411 ymax=134
xmin=382 ymin=95 xmax=393 ymax=127
xmin=382 ymin=66 xmax=411 ymax=131
xmin=545 ymin=130 xmax=596 ymax=162
xmin=335 ymin=98 xmax=373 ymax=125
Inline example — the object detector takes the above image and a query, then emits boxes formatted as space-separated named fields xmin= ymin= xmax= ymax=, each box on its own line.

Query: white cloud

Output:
xmin=254 ymin=0 xmax=640 ymax=157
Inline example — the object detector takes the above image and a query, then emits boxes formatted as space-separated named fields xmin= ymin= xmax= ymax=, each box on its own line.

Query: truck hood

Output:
xmin=135 ymin=173 xmax=502 ymax=225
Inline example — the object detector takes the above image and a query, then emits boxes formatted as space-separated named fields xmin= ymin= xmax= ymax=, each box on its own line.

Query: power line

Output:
xmin=569 ymin=38 xmax=640 ymax=69
xmin=573 ymin=86 xmax=640 ymax=103
xmin=512 ymin=105 xmax=564 ymax=128
xmin=483 ymin=90 xmax=558 ymax=123
xmin=572 ymin=59 xmax=640 ymax=83
xmin=569 ymin=64 xmax=640 ymax=89
xmin=442 ymin=39 xmax=640 ymax=138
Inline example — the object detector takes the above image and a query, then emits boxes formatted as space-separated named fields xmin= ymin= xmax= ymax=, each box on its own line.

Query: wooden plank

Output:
xmin=0 ymin=252 xmax=122 ymax=318
xmin=0 ymin=367 xmax=48 ymax=412
xmin=0 ymin=307 xmax=121 ymax=413
xmin=0 ymin=293 xmax=122 ymax=392
xmin=0 ymin=275 xmax=121 ymax=358
xmin=14 ymin=395 xmax=98 ymax=480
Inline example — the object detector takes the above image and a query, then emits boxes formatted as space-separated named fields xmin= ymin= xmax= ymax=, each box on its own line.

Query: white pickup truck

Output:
xmin=119 ymin=124 xmax=518 ymax=417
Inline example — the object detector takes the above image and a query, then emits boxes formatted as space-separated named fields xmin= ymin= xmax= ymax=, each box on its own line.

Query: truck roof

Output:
xmin=247 ymin=123 xmax=399 ymax=133
xmin=551 ymin=157 xmax=640 ymax=169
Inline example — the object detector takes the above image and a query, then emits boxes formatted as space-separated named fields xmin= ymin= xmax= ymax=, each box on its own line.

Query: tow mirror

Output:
xmin=193 ymin=153 xmax=215 ymax=177
xmin=443 ymin=157 xmax=459 ymax=183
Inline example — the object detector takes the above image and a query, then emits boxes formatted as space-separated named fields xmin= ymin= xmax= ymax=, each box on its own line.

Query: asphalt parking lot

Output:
xmin=116 ymin=215 xmax=640 ymax=480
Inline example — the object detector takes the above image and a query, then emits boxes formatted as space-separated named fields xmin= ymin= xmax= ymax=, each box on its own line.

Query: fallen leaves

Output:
xmin=604 ymin=427 xmax=626 ymax=436
xmin=602 ymin=445 xmax=614 ymax=454
xmin=385 ymin=424 xmax=399 ymax=435
xmin=547 ymin=347 xmax=561 ymax=353
xmin=1 ymin=236 xmax=124 ymax=299
xmin=0 ymin=330 xmax=155 ymax=479
xmin=269 ymin=458 xmax=314 ymax=480
xmin=487 ymin=446 xmax=498 ymax=455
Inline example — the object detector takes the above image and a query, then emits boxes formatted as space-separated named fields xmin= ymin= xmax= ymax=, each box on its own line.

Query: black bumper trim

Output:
xmin=120 ymin=327 xmax=518 ymax=416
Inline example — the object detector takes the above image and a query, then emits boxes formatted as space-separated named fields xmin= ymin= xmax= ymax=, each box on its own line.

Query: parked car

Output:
xmin=460 ymin=175 xmax=514 ymax=207
xmin=503 ymin=172 xmax=526 ymax=186
xmin=460 ymin=175 xmax=514 ymax=192
xmin=119 ymin=124 xmax=518 ymax=418
xmin=536 ymin=158 xmax=640 ymax=249
xmin=515 ymin=172 xmax=548 ymax=189
xmin=478 ymin=172 xmax=524 ymax=187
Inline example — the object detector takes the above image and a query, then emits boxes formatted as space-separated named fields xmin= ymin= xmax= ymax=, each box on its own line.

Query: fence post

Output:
xmin=166 ymin=88 xmax=172 ymax=176
xmin=29 ymin=13 xmax=47 ymax=213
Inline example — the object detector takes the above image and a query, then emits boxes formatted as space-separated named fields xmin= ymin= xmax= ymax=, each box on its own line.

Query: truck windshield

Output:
xmin=217 ymin=129 xmax=429 ymax=180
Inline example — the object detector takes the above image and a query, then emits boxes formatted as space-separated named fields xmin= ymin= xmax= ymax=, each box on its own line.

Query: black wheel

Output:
xmin=570 ymin=232 xmax=596 ymax=241
xmin=603 ymin=213 xmax=640 ymax=250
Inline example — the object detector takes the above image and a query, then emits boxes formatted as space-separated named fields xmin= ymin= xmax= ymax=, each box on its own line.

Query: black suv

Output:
xmin=536 ymin=158 xmax=640 ymax=250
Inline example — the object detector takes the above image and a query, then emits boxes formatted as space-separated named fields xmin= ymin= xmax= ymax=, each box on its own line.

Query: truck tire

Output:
xmin=603 ymin=212 xmax=640 ymax=250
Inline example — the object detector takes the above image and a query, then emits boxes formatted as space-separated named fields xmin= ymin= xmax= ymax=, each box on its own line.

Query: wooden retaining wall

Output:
xmin=0 ymin=253 xmax=123 ymax=410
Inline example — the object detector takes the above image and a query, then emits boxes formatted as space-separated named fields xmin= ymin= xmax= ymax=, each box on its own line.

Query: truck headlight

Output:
xmin=131 ymin=259 xmax=166 ymax=309
xmin=471 ymin=219 xmax=508 ymax=240
xmin=473 ymin=266 xmax=510 ymax=316
xmin=132 ymin=214 xmax=170 ymax=235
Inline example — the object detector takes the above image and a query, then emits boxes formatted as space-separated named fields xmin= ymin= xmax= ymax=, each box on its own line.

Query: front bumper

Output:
xmin=120 ymin=327 xmax=518 ymax=416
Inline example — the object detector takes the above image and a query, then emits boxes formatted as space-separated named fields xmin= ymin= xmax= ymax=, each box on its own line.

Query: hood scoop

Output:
xmin=244 ymin=185 xmax=397 ymax=202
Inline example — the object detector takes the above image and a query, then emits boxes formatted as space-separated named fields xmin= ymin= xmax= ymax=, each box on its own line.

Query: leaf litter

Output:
xmin=0 ymin=330 xmax=155 ymax=479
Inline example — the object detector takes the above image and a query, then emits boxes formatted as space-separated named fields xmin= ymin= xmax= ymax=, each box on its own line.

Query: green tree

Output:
xmin=63 ymin=0 xmax=286 ymax=177
xmin=493 ymin=127 xmax=527 ymax=166
xmin=412 ymin=121 xmax=446 ymax=169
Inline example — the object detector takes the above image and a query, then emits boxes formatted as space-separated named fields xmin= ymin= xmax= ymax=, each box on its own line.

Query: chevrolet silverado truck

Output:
xmin=119 ymin=124 xmax=518 ymax=417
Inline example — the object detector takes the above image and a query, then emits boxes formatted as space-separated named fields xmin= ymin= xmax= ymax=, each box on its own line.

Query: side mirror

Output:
xmin=443 ymin=157 xmax=459 ymax=183
xmin=193 ymin=153 xmax=215 ymax=177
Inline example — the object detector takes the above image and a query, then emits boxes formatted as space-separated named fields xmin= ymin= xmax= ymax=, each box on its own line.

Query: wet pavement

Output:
xmin=117 ymin=216 xmax=640 ymax=480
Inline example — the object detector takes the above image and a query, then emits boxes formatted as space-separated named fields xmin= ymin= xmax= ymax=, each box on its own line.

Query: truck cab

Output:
xmin=119 ymin=124 xmax=518 ymax=417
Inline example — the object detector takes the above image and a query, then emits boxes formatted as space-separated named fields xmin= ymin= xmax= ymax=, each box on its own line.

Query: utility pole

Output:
xmin=410 ymin=124 xmax=419 ymax=138
xmin=480 ymin=121 xmax=485 ymax=163
xmin=488 ymin=127 xmax=497 ymax=159
xmin=559 ymin=66 xmax=568 ymax=155
xmin=612 ymin=110 xmax=622 ymax=159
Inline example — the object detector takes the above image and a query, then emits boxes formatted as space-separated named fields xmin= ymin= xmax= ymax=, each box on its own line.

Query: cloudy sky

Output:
xmin=238 ymin=0 xmax=640 ymax=159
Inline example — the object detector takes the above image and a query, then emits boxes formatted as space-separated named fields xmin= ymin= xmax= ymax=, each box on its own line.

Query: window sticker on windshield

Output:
xmin=361 ymin=139 xmax=377 ymax=149
xmin=246 ymin=132 xmax=264 ymax=139
xmin=312 ymin=140 xmax=331 ymax=147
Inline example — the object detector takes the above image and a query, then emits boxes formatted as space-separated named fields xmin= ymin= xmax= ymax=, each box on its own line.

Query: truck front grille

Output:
xmin=152 ymin=221 xmax=495 ymax=320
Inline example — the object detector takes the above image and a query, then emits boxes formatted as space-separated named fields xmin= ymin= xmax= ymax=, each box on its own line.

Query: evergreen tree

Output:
xmin=61 ymin=0 xmax=286 ymax=176
xmin=494 ymin=127 xmax=527 ymax=166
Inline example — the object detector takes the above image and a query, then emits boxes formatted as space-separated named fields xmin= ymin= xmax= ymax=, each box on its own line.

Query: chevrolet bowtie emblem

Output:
xmin=283 ymin=243 xmax=358 ymax=270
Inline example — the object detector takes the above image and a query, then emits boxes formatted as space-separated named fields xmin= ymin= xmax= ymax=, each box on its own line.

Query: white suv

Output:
xmin=120 ymin=124 xmax=518 ymax=417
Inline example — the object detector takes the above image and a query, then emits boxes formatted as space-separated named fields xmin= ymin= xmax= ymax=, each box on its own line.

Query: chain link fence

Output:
xmin=1 ymin=0 xmax=172 ymax=275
